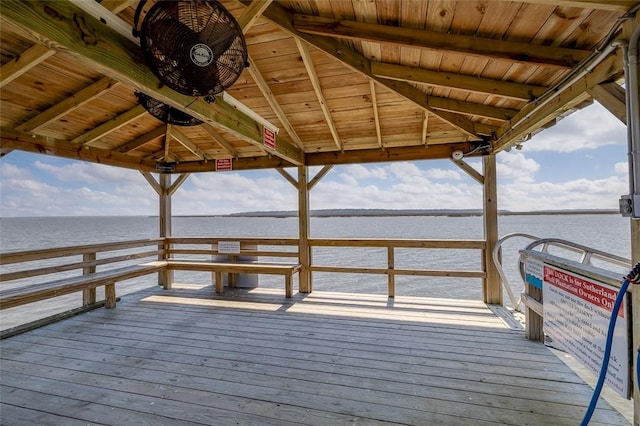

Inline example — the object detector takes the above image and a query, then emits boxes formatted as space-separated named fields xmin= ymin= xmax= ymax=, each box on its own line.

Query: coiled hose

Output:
xmin=580 ymin=262 xmax=640 ymax=425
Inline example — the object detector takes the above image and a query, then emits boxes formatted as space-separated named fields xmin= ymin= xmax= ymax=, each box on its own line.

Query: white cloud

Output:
xmin=425 ymin=168 xmax=462 ymax=180
xmin=496 ymin=151 xmax=540 ymax=182
xmin=614 ymin=161 xmax=628 ymax=176
xmin=339 ymin=164 xmax=387 ymax=180
xmin=522 ymin=102 xmax=626 ymax=153
xmin=34 ymin=160 xmax=142 ymax=184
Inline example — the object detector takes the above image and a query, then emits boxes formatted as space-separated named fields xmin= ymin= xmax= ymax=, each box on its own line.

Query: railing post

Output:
xmin=524 ymin=282 xmax=544 ymax=342
xmin=159 ymin=173 xmax=173 ymax=289
xmin=298 ymin=166 xmax=312 ymax=293
xmin=82 ymin=252 xmax=96 ymax=306
xmin=387 ymin=246 xmax=395 ymax=298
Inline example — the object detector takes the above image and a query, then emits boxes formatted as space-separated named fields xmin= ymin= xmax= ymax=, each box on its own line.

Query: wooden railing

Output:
xmin=309 ymin=238 xmax=486 ymax=297
xmin=1 ymin=236 xmax=487 ymax=308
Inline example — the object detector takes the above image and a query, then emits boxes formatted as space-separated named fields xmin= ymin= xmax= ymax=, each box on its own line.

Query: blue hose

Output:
xmin=580 ymin=262 xmax=640 ymax=425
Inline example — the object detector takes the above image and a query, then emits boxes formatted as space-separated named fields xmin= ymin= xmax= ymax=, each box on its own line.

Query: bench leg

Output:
xmin=215 ymin=272 xmax=224 ymax=294
xmin=105 ymin=283 xmax=116 ymax=309
xmin=228 ymin=272 xmax=237 ymax=289
xmin=83 ymin=288 xmax=96 ymax=306
xmin=285 ymin=275 xmax=292 ymax=298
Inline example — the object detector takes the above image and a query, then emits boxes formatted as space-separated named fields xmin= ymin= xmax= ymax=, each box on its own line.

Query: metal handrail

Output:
xmin=492 ymin=233 xmax=631 ymax=312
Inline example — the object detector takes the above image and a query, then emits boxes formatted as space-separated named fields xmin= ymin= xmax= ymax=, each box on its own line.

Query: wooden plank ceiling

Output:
xmin=0 ymin=0 xmax=635 ymax=173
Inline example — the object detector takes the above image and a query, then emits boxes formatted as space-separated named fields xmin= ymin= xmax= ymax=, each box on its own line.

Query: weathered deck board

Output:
xmin=0 ymin=286 xmax=631 ymax=425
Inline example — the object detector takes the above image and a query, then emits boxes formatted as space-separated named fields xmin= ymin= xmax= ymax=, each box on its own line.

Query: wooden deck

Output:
xmin=0 ymin=285 xmax=631 ymax=425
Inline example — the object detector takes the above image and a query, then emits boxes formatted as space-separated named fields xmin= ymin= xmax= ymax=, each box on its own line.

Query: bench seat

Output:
xmin=166 ymin=260 xmax=302 ymax=297
xmin=0 ymin=262 xmax=164 ymax=310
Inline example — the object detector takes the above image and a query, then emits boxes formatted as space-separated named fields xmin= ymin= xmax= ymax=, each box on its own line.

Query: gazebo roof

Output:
xmin=0 ymin=0 xmax=635 ymax=173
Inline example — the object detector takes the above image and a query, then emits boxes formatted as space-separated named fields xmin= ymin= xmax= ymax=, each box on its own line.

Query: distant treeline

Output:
xmin=218 ymin=209 xmax=618 ymax=218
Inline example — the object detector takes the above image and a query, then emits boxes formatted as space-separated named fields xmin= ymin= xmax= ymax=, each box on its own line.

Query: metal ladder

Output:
xmin=492 ymin=233 xmax=631 ymax=311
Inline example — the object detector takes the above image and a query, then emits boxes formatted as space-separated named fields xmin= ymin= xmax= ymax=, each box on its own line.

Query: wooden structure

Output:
xmin=1 ymin=0 xmax=639 ymax=423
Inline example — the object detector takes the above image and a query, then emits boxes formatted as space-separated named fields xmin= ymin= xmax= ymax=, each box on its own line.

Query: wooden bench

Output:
xmin=0 ymin=262 xmax=164 ymax=310
xmin=166 ymin=260 xmax=302 ymax=298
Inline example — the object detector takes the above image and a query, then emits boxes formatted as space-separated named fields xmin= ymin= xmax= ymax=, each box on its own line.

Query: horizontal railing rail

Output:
xmin=309 ymin=238 xmax=486 ymax=297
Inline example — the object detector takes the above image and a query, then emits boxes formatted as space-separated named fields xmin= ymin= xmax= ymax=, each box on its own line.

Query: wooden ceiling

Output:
xmin=0 ymin=0 xmax=637 ymax=173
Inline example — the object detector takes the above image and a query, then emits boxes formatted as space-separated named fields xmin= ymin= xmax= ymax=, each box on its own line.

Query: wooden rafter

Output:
xmin=493 ymin=51 xmax=624 ymax=151
xmin=427 ymin=97 xmax=516 ymax=122
xmin=71 ymin=104 xmax=147 ymax=146
xmin=237 ymin=0 xmax=273 ymax=30
xmin=114 ymin=125 xmax=166 ymax=153
xmin=292 ymin=14 xmax=590 ymax=69
xmin=421 ymin=112 xmax=429 ymax=146
xmin=0 ymin=0 xmax=304 ymax=165
xmin=588 ymin=82 xmax=626 ymax=124
xmin=140 ymin=171 xmax=162 ymax=195
xmin=371 ymin=62 xmax=547 ymax=101
xmin=295 ymin=38 xmax=342 ymax=150
xmin=251 ymin=2 xmax=482 ymax=139
xmin=452 ymin=159 xmax=484 ymax=185
xmin=247 ymin=55 xmax=305 ymax=150
xmin=369 ymin=80 xmax=382 ymax=148
xmin=100 ymin=0 xmax=137 ymax=14
xmin=16 ymin=77 xmax=120 ymax=133
xmin=515 ymin=0 xmax=638 ymax=12
xmin=164 ymin=126 xmax=172 ymax=161
xmin=171 ymin=128 xmax=212 ymax=161
xmin=308 ymin=165 xmax=333 ymax=190
xmin=276 ymin=167 xmax=298 ymax=187
xmin=201 ymin=124 xmax=238 ymax=158
xmin=0 ymin=44 xmax=55 ymax=89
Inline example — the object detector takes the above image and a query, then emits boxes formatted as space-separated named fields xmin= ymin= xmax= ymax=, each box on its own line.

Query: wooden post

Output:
xmin=628 ymin=223 xmax=639 ymax=426
xmin=388 ymin=246 xmax=395 ymax=298
xmin=298 ymin=166 xmax=312 ymax=293
xmin=483 ymin=154 xmax=502 ymax=304
xmin=159 ymin=173 xmax=173 ymax=289
xmin=105 ymin=282 xmax=116 ymax=308
xmin=82 ymin=252 xmax=96 ymax=306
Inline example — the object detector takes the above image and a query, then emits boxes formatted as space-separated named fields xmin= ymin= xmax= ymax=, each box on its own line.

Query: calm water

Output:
xmin=0 ymin=214 xmax=632 ymax=303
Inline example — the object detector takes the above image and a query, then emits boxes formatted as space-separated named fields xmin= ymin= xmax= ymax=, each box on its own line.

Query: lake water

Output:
xmin=0 ymin=214 xmax=632 ymax=305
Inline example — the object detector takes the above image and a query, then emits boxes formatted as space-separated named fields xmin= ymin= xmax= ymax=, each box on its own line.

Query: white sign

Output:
xmin=218 ymin=241 xmax=240 ymax=254
xmin=525 ymin=257 xmax=543 ymax=289
xmin=543 ymin=264 xmax=629 ymax=398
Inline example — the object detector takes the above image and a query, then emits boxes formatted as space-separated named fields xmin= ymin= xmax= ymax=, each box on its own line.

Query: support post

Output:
xmin=298 ymin=166 xmax=312 ymax=293
xmin=159 ymin=173 xmax=173 ymax=289
xmin=483 ymin=154 xmax=502 ymax=304
xmin=388 ymin=246 xmax=395 ymax=298
xmin=82 ymin=252 xmax=96 ymax=306
xmin=632 ymin=218 xmax=639 ymax=426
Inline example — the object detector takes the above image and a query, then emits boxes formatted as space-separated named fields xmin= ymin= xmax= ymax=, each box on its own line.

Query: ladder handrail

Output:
xmin=492 ymin=233 xmax=631 ymax=312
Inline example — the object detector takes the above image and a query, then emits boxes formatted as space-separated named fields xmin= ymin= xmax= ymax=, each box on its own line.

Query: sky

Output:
xmin=0 ymin=101 xmax=631 ymax=217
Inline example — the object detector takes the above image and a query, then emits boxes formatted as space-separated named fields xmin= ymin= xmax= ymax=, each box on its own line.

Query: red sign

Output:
xmin=543 ymin=265 xmax=623 ymax=316
xmin=263 ymin=127 xmax=276 ymax=150
xmin=215 ymin=158 xmax=232 ymax=171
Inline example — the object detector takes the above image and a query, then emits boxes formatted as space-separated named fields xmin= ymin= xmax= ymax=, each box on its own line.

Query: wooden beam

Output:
xmin=140 ymin=171 xmax=162 ymax=196
xmin=370 ymin=81 xmax=382 ymax=148
xmin=516 ymin=0 xmax=638 ymax=12
xmin=0 ymin=128 xmax=158 ymax=171
xmin=71 ymin=104 xmax=147 ymax=146
xmin=421 ymin=112 xmax=429 ymax=146
xmin=276 ymin=167 xmax=298 ymax=187
xmin=171 ymin=128 xmax=212 ymax=161
xmin=114 ymin=125 xmax=166 ymax=153
xmin=371 ymin=62 xmax=547 ymax=101
xmin=16 ymin=77 xmax=120 ymax=133
xmin=306 ymin=142 xmax=479 ymax=166
xmin=292 ymin=14 xmax=590 ymax=69
xmin=164 ymin=126 xmax=172 ymax=162
xmin=201 ymin=124 xmax=238 ymax=158
xmin=588 ymin=82 xmax=626 ymax=124
xmin=0 ymin=1 xmax=304 ymax=165
xmin=99 ymin=0 xmax=137 ymax=14
xmin=247 ymin=55 xmax=305 ymax=150
xmin=168 ymin=173 xmax=190 ymax=196
xmin=1 ymin=148 xmax=14 ymax=157
xmin=452 ymin=159 xmax=484 ymax=185
xmin=172 ymin=155 xmax=293 ymax=173
xmin=308 ymin=165 xmax=333 ymax=190
xmin=250 ymin=2 xmax=481 ymax=139
xmin=237 ymin=0 xmax=273 ymax=31
xmin=0 ymin=43 xmax=56 ymax=88
xmin=428 ymin=97 xmax=517 ymax=122
xmin=298 ymin=166 xmax=311 ymax=293
xmin=295 ymin=38 xmax=342 ymax=150
xmin=493 ymin=51 xmax=624 ymax=151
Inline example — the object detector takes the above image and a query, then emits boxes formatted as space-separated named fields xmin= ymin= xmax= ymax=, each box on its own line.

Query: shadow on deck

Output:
xmin=0 ymin=284 xmax=631 ymax=425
